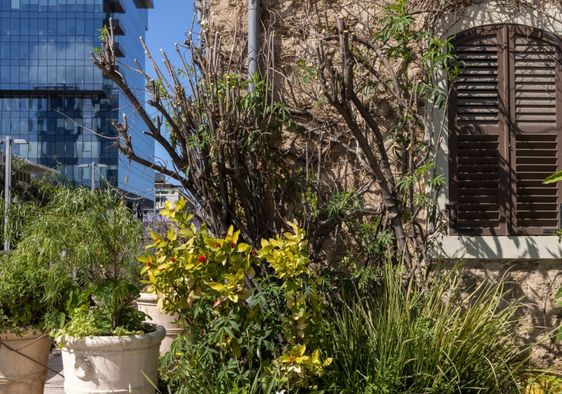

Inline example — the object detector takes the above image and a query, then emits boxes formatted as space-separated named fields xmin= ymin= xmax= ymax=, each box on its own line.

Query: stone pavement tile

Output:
xmin=44 ymin=349 xmax=64 ymax=394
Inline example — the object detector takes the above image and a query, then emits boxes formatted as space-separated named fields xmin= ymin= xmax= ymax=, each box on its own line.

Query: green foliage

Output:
xmin=376 ymin=0 xmax=416 ymax=59
xmin=57 ymin=281 xmax=147 ymax=339
xmin=396 ymin=162 xmax=446 ymax=221
xmin=258 ymin=222 xmax=310 ymax=279
xmin=324 ymin=204 xmax=395 ymax=292
xmin=0 ymin=253 xmax=49 ymax=333
xmin=544 ymin=170 xmax=562 ymax=184
xmin=0 ymin=160 xmax=59 ymax=247
xmin=0 ymin=186 xmax=145 ymax=337
xmin=420 ymin=36 xmax=459 ymax=108
xmin=525 ymin=372 xmax=562 ymax=394
xmin=319 ymin=264 xmax=528 ymax=393
xmin=0 ymin=183 xmax=65 ymax=333
xmin=158 ymin=279 xmax=286 ymax=394
xmin=16 ymin=187 xmax=141 ymax=277
xmin=326 ymin=191 xmax=361 ymax=220
xmin=304 ymin=187 xmax=319 ymax=220
xmin=141 ymin=198 xmax=256 ymax=310
xmin=374 ymin=0 xmax=459 ymax=110
xmin=0 ymin=200 xmax=36 ymax=254
xmin=259 ymin=223 xmax=332 ymax=385
xmin=142 ymin=198 xmax=330 ymax=392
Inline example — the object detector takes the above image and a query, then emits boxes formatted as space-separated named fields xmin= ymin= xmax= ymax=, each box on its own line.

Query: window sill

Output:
xmin=436 ymin=235 xmax=562 ymax=260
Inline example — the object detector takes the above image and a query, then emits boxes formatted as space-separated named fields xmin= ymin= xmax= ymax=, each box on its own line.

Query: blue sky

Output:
xmin=146 ymin=1 xmax=195 ymax=174
xmin=146 ymin=1 xmax=195 ymax=68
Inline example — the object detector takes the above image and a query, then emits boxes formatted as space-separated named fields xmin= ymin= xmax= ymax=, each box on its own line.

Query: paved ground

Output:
xmin=44 ymin=350 xmax=65 ymax=394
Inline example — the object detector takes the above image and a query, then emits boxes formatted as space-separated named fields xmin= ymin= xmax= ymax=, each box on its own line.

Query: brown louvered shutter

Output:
xmin=510 ymin=26 xmax=562 ymax=234
xmin=449 ymin=26 xmax=508 ymax=235
xmin=449 ymin=24 xmax=562 ymax=236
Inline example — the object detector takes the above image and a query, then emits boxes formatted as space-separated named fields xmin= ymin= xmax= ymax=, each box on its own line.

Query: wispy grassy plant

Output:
xmin=320 ymin=264 xmax=528 ymax=393
xmin=3 ymin=186 xmax=145 ymax=335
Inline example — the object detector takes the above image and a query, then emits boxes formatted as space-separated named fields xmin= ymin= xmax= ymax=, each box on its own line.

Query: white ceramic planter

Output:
xmin=60 ymin=324 xmax=165 ymax=394
xmin=137 ymin=292 xmax=182 ymax=353
xmin=0 ymin=329 xmax=51 ymax=394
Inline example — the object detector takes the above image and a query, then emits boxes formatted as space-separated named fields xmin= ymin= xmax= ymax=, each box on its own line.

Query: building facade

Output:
xmin=154 ymin=173 xmax=187 ymax=211
xmin=201 ymin=0 xmax=562 ymax=365
xmin=0 ymin=0 xmax=155 ymax=204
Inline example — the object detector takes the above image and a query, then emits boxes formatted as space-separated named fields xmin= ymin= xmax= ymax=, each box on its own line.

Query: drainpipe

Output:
xmin=248 ymin=0 xmax=260 ymax=87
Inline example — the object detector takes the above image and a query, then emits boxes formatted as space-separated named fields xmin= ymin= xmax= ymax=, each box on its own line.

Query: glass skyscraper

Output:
xmin=0 ymin=0 xmax=155 ymax=205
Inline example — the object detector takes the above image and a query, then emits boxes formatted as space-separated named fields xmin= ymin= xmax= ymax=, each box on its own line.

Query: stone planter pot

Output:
xmin=137 ymin=292 xmax=182 ymax=353
xmin=60 ymin=324 xmax=165 ymax=394
xmin=0 ymin=328 xmax=51 ymax=394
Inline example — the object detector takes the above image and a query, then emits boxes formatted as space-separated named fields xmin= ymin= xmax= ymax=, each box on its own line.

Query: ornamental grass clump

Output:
xmin=319 ymin=263 xmax=528 ymax=393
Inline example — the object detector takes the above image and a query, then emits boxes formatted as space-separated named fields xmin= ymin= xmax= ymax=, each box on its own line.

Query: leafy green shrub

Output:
xmin=56 ymin=280 xmax=147 ymax=338
xmin=319 ymin=264 xmax=528 ymax=393
xmin=158 ymin=278 xmax=286 ymax=394
xmin=141 ymin=199 xmax=330 ymax=392
xmin=0 ymin=182 xmax=63 ymax=334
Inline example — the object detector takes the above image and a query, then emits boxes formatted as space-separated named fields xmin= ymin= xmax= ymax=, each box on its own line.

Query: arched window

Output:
xmin=448 ymin=24 xmax=562 ymax=236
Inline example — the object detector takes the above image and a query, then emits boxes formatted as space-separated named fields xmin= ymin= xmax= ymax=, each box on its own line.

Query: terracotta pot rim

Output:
xmin=0 ymin=327 xmax=48 ymax=341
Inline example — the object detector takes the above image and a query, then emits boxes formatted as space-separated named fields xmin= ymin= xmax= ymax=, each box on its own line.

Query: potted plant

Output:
xmin=0 ymin=189 xmax=61 ymax=394
xmin=12 ymin=187 xmax=164 ymax=394
xmin=56 ymin=281 xmax=165 ymax=394
xmin=0 ymin=253 xmax=53 ymax=394
xmin=136 ymin=290 xmax=182 ymax=353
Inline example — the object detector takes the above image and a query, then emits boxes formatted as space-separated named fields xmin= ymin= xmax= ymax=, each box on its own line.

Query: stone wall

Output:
xmin=203 ymin=0 xmax=562 ymax=367
xmin=436 ymin=260 xmax=562 ymax=368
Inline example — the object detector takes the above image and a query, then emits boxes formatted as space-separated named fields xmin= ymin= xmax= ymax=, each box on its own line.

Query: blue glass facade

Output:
xmin=0 ymin=0 xmax=155 ymax=204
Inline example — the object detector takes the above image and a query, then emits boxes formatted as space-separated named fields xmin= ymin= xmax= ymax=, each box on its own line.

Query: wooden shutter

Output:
xmin=449 ymin=25 xmax=562 ymax=236
xmin=449 ymin=26 xmax=508 ymax=235
xmin=510 ymin=26 xmax=562 ymax=234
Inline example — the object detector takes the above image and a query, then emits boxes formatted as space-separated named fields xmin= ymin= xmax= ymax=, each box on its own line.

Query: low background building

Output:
xmin=154 ymin=173 xmax=188 ymax=211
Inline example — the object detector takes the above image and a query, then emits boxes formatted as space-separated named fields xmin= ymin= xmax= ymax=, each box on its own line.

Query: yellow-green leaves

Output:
xmin=140 ymin=199 xmax=330 ymax=387
xmin=256 ymin=221 xmax=330 ymax=386
xmin=274 ymin=344 xmax=333 ymax=382
xmin=166 ymin=228 xmax=177 ymax=242
xmin=258 ymin=221 xmax=310 ymax=279
xmin=139 ymin=198 xmax=258 ymax=314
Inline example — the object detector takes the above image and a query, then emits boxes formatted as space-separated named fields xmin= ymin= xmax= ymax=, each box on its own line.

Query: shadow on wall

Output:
xmin=460 ymin=236 xmax=562 ymax=260
xmin=436 ymin=259 xmax=562 ymax=367
xmin=437 ymin=2 xmax=562 ymax=38
xmin=433 ymin=232 xmax=562 ymax=261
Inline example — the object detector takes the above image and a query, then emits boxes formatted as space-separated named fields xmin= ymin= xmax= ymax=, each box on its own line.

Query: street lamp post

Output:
xmin=79 ymin=161 xmax=109 ymax=191
xmin=3 ymin=137 xmax=28 ymax=251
